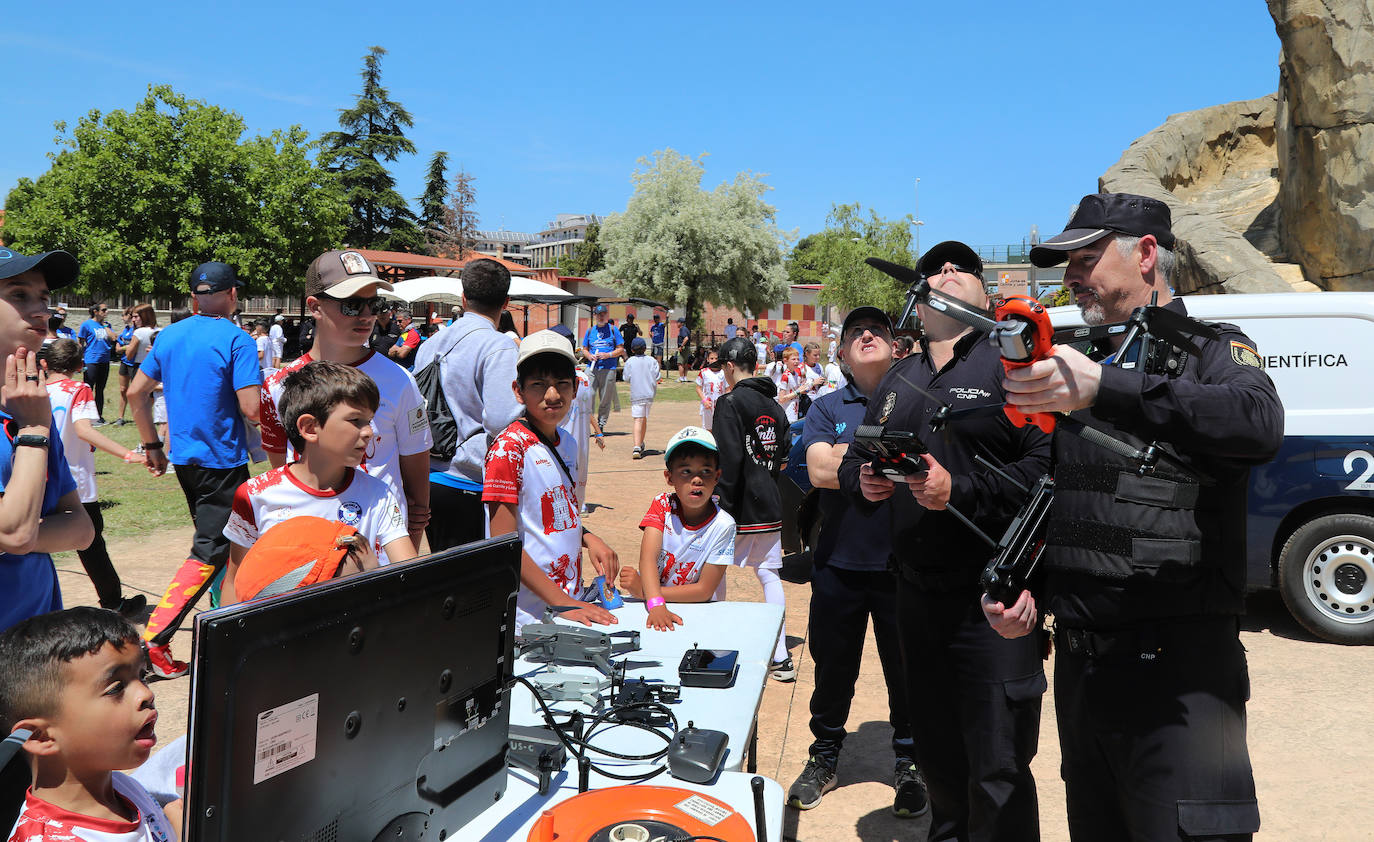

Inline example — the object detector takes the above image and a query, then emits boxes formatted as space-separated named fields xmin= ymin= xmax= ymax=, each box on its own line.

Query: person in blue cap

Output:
xmin=0 ymin=248 xmax=95 ymax=633
xmin=128 ymin=260 xmax=262 ymax=679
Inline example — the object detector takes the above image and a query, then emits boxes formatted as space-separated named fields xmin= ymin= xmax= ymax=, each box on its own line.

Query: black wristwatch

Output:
xmin=14 ymin=434 xmax=49 ymax=449
xmin=142 ymin=441 xmax=164 ymax=450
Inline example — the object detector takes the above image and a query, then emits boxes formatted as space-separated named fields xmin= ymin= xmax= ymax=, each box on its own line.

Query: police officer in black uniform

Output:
xmin=987 ymin=193 xmax=1284 ymax=841
xmin=840 ymin=241 xmax=1051 ymax=842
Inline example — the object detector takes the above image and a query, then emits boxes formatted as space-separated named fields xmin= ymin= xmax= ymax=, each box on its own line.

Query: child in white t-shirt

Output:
xmin=618 ymin=426 xmax=736 ymax=631
xmin=484 ymin=331 xmax=621 ymax=630
xmin=622 ymin=336 xmax=661 ymax=460
xmin=221 ymin=360 xmax=416 ymax=604
xmin=41 ymin=339 xmax=147 ymax=617
xmin=1 ymin=608 xmax=179 ymax=842
xmin=694 ymin=348 xmax=727 ymax=432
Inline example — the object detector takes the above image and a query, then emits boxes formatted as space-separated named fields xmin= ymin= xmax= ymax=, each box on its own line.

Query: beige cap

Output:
xmin=517 ymin=329 xmax=577 ymax=369
xmin=305 ymin=250 xmax=396 ymax=298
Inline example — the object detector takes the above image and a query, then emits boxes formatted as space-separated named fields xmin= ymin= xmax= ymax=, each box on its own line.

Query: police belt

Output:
xmin=1055 ymin=615 xmax=1238 ymax=660
xmin=897 ymin=563 xmax=978 ymax=592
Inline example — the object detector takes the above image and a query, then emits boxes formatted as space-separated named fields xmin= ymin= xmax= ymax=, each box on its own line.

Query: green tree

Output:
xmin=792 ymin=203 xmax=914 ymax=313
xmin=595 ymin=149 xmax=789 ymax=327
xmin=320 ymin=45 xmax=424 ymax=252
xmin=417 ymin=150 xmax=449 ymax=254
xmin=0 ymin=85 xmax=346 ymax=297
xmin=561 ymin=221 xmax=605 ymax=277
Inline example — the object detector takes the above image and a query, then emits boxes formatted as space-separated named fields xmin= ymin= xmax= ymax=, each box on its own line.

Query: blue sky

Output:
xmin=3 ymin=1 xmax=1280 ymax=255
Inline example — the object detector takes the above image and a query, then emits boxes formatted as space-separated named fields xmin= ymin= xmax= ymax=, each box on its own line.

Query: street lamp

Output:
xmin=912 ymin=177 xmax=925 ymax=260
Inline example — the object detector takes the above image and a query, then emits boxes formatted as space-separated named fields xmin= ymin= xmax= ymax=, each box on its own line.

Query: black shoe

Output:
xmin=893 ymin=760 xmax=930 ymax=818
xmin=787 ymin=757 xmax=837 ymax=810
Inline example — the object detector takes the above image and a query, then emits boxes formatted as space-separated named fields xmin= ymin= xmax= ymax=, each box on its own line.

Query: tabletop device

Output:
xmin=519 ymin=621 xmax=644 ymax=675
xmin=184 ymin=535 xmax=521 ymax=842
xmin=667 ymin=721 xmax=730 ymax=784
xmin=678 ymin=646 xmax=740 ymax=688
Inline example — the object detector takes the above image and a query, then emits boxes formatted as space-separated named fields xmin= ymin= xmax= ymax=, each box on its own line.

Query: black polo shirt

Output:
xmin=839 ymin=330 xmax=1052 ymax=582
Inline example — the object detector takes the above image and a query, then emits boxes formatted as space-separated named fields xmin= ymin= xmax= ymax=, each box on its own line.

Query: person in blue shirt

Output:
xmin=0 ymin=249 xmax=96 ymax=633
xmin=649 ymin=313 xmax=666 ymax=366
xmin=76 ymin=302 xmax=114 ymax=423
xmin=113 ymin=307 xmax=137 ymax=425
xmin=128 ymin=261 xmax=262 ymax=678
xmin=581 ymin=304 xmax=624 ymax=433
xmin=788 ymin=306 xmax=923 ymax=817
xmin=52 ymin=306 xmax=76 ymax=341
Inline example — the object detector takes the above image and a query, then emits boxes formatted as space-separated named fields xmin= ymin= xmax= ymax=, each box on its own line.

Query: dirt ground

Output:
xmin=56 ymin=389 xmax=1374 ymax=841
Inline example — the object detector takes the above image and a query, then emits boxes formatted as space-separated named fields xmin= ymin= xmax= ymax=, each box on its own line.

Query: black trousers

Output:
xmin=1055 ymin=617 xmax=1259 ymax=841
xmin=76 ymin=501 xmax=122 ymax=608
xmin=176 ymin=463 xmax=247 ymax=567
xmin=426 ymin=482 xmax=487 ymax=552
xmin=83 ymin=361 xmax=110 ymax=419
xmin=898 ymin=575 xmax=1044 ymax=842
xmin=805 ymin=563 xmax=913 ymax=766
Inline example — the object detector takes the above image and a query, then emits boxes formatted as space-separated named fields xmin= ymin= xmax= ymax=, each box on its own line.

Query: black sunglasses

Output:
xmin=844 ymin=324 xmax=891 ymax=343
xmin=326 ymin=295 xmax=389 ymax=317
xmin=924 ymin=263 xmax=979 ymax=279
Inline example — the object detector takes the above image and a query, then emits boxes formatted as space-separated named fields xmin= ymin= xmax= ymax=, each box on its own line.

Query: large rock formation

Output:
xmin=1100 ymin=98 xmax=1297 ymax=295
xmin=1269 ymin=0 xmax=1374 ymax=290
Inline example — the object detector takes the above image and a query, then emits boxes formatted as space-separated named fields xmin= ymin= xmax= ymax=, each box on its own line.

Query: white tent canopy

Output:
xmin=381 ymin=275 xmax=572 ymax=306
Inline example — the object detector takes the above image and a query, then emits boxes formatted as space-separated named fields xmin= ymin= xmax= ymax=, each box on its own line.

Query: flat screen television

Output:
xmin=183 ymin=535 xmax=521 ymax=842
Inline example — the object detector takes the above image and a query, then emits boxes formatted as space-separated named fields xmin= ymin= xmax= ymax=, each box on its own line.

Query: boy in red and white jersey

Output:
xmin=618 ymin=426 xmax=736 ymax=631
xmin=221 ymin=361 xmax=415 ymax=604
xmin=258 ymin=250 xmax=432 ymax=551
xmin=2 ymin=608 xmax=177 ymax=842
xmin=484 ymin=331 xmax=619 ymax=630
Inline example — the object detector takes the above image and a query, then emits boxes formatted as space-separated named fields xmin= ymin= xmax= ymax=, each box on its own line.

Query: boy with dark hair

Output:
xmin=713 ymin=337 xmax=794 ymax=680
xmin=1 ymin=606 xmax=176 ymax=840
xmin=484 ymin=331 xmax=619 ymax=629
xmin=221 ymin=361 xmax=415 ymax=604
xmin=617 ymin=427 xmax=736 ymax=631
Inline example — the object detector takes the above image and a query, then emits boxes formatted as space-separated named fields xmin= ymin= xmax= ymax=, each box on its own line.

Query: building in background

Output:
xmin=473 ymin=229 xmax=539 ymax=266
xmin=525 ymin=213 xmax=602 ymax=268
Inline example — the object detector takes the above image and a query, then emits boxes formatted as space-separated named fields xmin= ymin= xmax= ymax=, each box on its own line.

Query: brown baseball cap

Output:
xmin=305 ymin=250 xmax=396 ymax=298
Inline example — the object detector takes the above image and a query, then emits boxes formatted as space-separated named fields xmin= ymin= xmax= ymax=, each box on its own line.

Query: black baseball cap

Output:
xmin=0 ymin=249 xmax=77 ymax=290
xmin=189 ymin=262 xmax=245 ymax=294
xmin=718 ymin=336 xmax=756 ymax=367
xmin=918 ymin=241 xmax=984 ymax=279
xmin=1030 ymin=192 xmax=1176 ymax=268
xmin=840 ymin=306 xmax=893 ymax=337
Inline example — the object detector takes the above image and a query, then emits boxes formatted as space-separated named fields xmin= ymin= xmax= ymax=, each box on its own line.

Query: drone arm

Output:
xmin=947 ymin=421 xmax=1053 ymax=522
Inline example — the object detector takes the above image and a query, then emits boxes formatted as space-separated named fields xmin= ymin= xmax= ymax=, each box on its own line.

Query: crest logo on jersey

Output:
xmin=879 ymin=391 xmax=897 ymax=423
xmin=337 ymin=501 xmax=362 ymax=526
xmin=541 ymin=486 xmax=578 ymax=535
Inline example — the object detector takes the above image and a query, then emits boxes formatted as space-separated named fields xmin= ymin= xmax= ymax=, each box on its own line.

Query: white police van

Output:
xmin=1050 ymin=292 xmax=1374 ymax=644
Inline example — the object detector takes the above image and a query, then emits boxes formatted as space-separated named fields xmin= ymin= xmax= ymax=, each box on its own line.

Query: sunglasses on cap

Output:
xmin=324 ymin=295 xmax=389 ymax=317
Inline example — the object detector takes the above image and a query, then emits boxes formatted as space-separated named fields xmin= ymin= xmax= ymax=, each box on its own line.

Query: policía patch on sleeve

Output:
xmin=1230 ymin=341 xmax=1261 ymax=368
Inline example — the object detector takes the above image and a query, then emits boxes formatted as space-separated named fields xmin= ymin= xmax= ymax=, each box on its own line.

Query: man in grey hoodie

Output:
xmin=415 ymin=259 xmax=522 ymax=551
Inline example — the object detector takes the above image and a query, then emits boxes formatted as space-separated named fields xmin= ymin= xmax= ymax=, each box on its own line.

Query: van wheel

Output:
xmin=1278 ymin=514 xmax=1374 ymax=644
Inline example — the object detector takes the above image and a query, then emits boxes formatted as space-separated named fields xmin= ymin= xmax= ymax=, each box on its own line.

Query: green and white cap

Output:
xmin=664 ymin=426 xmax=718 ymax=464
